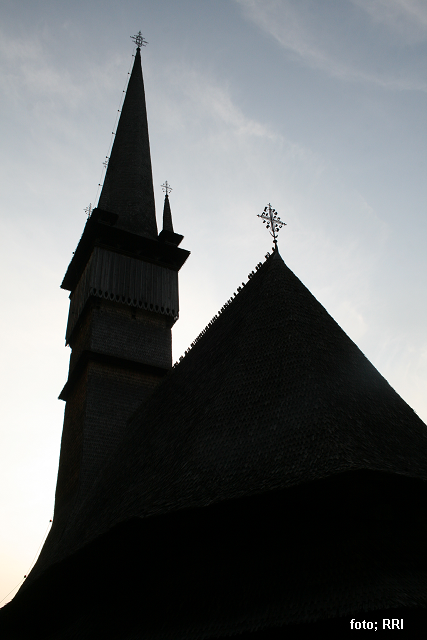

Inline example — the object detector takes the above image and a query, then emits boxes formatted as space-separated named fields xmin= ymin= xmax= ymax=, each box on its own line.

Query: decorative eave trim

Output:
xmin=61 ymin=208 xmax=190 ymax=293
xmin=64 ymin=247 xmax=180 ymax=343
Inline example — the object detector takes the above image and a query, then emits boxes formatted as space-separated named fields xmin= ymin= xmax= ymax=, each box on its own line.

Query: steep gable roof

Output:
xmin=32 ymin=250 xmax=427 ymax=573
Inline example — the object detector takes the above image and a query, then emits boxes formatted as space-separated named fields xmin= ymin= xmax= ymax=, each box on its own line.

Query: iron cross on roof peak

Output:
xmin=258 ymin=203 xmax=286 ymax=251
xmin=161 ymin=181 xmax=173 ymax=196
xmin=130 ymin=31 xmax=148 ymax=49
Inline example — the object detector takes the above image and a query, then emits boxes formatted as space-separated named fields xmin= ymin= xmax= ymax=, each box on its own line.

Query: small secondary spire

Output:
xmin=161 ymin=181 xmax=174 ymax=233
xmin=258 ymin=203 xmax=286 ymax=251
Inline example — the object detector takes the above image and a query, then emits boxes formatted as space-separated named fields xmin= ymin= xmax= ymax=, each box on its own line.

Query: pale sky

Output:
xmin=1 ymin=0 xmax=426 ymax=605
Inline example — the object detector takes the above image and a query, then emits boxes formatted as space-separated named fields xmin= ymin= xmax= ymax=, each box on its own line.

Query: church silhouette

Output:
xmin=1 ymin=39 xmax=427 ymax=638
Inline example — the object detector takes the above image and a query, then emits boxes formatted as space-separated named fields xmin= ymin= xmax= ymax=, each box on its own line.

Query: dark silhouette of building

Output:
xmin=1 ymin=44 xmax=427 ymax=639
xmin=54 ymin=46 xmax=189 ymax=538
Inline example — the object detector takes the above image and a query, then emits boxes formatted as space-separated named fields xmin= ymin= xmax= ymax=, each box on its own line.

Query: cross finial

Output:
xmin=161 ymin=181 xmax=173 ymax=196
xmin=130 ymin=31 xmax=148 ymax=48
xmin=257 ymin=203 xmax=286 ymax=250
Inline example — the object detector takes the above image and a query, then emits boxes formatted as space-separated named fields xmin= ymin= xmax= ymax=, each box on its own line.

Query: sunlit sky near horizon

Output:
xmin=1 ymin=0 xmax=426 ymax=605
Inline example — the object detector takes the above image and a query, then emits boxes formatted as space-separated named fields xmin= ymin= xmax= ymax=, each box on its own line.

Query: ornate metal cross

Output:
xmin=257 ymin=203 xmax=286 ymax=250
xmin=130 ymin=31 xmax=148 ymax=48
xmin=161 ymin=181 xmax=173 ymax=196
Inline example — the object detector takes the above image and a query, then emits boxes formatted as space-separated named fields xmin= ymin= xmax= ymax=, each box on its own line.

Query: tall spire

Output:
xmin=98 ymin=46 xmax=157 ymax=238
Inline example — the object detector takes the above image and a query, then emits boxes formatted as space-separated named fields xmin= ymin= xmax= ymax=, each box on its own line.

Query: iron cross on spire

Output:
xmin=258 ymin=203 xmax=286 ymax=250
xmin=161 ymin=181 xmax=173 ymax=196
xmin=130 ymin=31 xmax=148 ymax=48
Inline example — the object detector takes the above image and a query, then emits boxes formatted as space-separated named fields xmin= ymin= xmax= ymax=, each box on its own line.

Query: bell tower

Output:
xmin=54 ymin=40 xmax=189 ymax=526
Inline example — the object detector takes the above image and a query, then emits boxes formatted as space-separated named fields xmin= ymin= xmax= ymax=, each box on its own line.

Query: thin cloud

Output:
xmin=235 ymin=0 xmax=427 ymax=90
xmin=351 ymin=0 xmax=427 ymax=43
xmin=0 ymin=28 xmax=126 ymax=110
xmin=0 ymin=30 xmax=81 ymax=107
xmin=152 ymin=61 xmax=329 ymax=196
xmin=169 ymin=66 xmax=279 ymax=140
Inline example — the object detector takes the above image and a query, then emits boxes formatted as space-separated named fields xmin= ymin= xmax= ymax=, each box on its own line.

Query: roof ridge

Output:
xmin=173 ymin=250 xmax=275 ymax=367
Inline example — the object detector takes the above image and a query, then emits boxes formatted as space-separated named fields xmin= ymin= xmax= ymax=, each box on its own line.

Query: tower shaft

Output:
xmin=54 ymin=47 xmax=189 ymax=527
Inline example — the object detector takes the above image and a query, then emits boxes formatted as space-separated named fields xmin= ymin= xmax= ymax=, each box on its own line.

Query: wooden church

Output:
xmin=2 ymin=37 xmax=427 ymax=638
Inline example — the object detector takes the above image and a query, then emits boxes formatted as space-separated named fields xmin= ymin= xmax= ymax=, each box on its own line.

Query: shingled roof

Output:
xmin=3 ymin=250 xmax=427 ymax=637
xmin=28 ymin=249 xmax=427 ymax=565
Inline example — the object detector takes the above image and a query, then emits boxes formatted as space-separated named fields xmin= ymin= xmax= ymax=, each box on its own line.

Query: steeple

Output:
xmin=98 ymin=46 xmax=157 ymax=238
xmin=53 ymin=39 xmax=190 ymax=530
